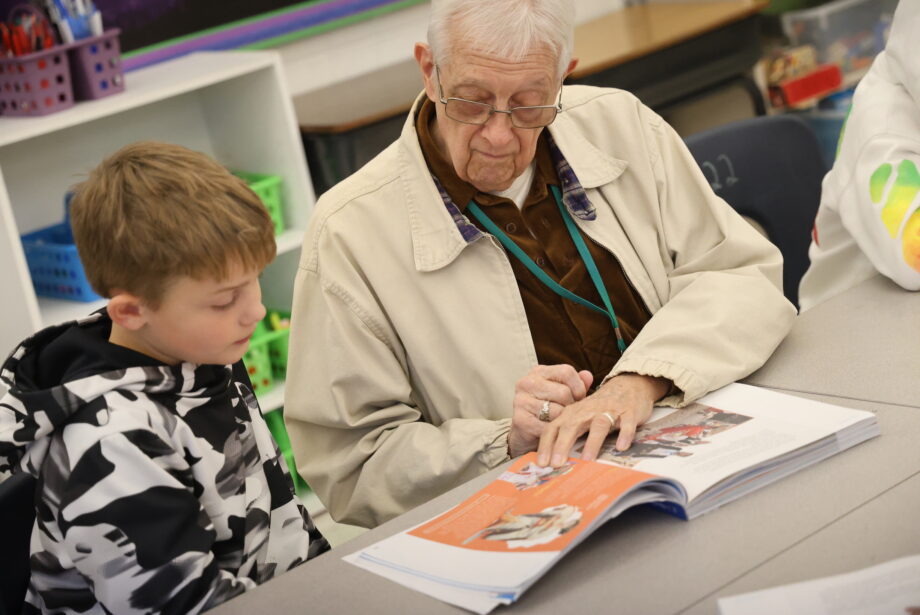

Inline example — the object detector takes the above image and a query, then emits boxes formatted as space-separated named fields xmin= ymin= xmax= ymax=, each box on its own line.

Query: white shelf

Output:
xmin=0 ymin=53 xmax=278 ymax=148
xmin=0 ymin=51 xmax=315 ymax=357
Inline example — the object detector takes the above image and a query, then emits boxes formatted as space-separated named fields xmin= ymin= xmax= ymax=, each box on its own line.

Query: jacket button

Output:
xmin=505 ymin=222 xmax=517 ymax=233
xmin=536 ymin=257 xmax=547 ymax=267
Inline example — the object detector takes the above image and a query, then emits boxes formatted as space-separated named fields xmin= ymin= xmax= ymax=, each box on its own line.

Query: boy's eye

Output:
xmin=213 ymin=296 xmax=236 ymax=310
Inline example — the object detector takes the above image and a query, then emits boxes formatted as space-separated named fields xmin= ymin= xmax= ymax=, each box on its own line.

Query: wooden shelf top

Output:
xmin=571 ymin=0 xmax=769 ymax=79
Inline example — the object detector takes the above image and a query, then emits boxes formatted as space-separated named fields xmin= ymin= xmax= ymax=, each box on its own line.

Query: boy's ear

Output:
xmin=107 ymin=292 xmax=147 ymax=331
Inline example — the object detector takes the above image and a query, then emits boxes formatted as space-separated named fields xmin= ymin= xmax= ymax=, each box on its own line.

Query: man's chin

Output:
xmin=468 ymin=172 xmax=516 ymax=193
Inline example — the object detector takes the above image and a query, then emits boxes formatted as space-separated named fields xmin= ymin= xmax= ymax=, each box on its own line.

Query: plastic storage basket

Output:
xmin=66 ymin=29 xmax=125 ymax=101
xmin=0 ymin=46 xmax=74 ymax=117
xmin=234 ymin=171 xmax=285 ymax=235
xmin=21 ymin=223 xmax=101 ymax=301
xmin=782 ymin=0 xmax=898 ymax=80
xmin=242 ymin=311 xmax=291 ymax=394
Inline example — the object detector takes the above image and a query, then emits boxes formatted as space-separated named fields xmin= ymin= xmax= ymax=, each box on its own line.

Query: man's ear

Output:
xmin=563 ymin=57 xmax=579 ymax=81
xmin=107 ymin=292 xmax=147 ymax=331
xmin=415 ymin=42 xmax=438 ymax=103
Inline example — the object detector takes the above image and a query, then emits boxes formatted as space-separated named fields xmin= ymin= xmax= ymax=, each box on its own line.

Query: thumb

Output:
xmin=578 ymin=370 xmax=594 ymax=395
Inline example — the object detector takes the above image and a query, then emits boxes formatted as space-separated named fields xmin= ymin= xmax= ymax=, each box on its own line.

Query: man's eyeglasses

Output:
xmin=435 ymin=66 xmax=563 ymax=129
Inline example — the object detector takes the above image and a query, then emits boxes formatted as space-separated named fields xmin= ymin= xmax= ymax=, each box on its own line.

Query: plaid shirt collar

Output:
xmin=431 ymin=132 xmax=598 ymax=244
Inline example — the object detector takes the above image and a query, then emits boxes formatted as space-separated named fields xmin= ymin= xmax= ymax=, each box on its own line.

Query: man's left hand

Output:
xmin=536 ymin=373 xmax=671 ymax=467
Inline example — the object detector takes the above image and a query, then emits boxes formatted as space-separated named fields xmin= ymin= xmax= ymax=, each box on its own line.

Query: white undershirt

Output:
xmin=488 ymin=161 xmax=536 ymax=210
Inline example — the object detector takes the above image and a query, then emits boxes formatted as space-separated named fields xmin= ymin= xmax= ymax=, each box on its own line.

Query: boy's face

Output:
xmin=119 ymin=262 xmax=267 ymax=366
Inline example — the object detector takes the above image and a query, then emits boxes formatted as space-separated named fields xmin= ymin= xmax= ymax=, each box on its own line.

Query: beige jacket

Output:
xmin=285 ymin=86 xmax=795 ymax=527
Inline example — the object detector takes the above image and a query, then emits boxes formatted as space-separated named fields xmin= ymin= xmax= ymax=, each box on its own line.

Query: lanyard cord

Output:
xmin=466 ymin=184 xmax=627 ymax=353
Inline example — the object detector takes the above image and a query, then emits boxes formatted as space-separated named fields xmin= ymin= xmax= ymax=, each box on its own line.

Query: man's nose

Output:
xmin=480 ymin=110 xmax=516 ymax=146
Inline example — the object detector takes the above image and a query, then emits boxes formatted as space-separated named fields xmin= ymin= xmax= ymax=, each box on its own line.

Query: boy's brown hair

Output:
xmin=70 ymin=141 xmax=276 ymax=307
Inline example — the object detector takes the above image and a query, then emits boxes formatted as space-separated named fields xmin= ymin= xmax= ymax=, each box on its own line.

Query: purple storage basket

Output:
xmin=66 ymin=29 xmax=124 ymax=100
xmin=0 ymin=46 xmax=73 ymax=117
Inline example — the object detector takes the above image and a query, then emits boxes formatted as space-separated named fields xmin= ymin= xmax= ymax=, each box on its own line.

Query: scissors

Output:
xmin=0 ymin=23 xmax=11 ymax=56
xmin=3 ymin=9 xmax=57 ymax=56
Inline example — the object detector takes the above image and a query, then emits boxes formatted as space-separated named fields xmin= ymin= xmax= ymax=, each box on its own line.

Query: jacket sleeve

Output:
xmin=609 ymin=108 xmax=797 ymax=405
xmin=834 ymin=134 xmax=920 ymax=290
xmin=54 ymin=429 xmax=254 ymax=614
xmin=284 ymin=262 xmax=511 ymax=528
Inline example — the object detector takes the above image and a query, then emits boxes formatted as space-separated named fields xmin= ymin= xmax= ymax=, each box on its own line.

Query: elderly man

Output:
xmin=285 ymin=0 xmax=795 ymax=528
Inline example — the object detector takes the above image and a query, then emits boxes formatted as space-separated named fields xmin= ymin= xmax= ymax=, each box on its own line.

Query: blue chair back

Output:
xmin=0 ymin=472 xmax=36 ymax=615
xmin=684 ymin=115 xmax=828 ymax=307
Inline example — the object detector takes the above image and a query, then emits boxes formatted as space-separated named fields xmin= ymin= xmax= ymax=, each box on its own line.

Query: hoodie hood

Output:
xmin=0 ymin=311 xmax=235 ymax=479
xmin=881 ymin=1 xmax=918 ymax=106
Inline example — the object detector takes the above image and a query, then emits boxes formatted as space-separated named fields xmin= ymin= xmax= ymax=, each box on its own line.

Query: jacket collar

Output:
xmin=399 ymin=89 xmax=629 ymax=272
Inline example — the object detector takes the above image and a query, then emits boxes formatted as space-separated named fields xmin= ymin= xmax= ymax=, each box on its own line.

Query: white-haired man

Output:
xmin=286 ymin=0 xmax=795 ymax=527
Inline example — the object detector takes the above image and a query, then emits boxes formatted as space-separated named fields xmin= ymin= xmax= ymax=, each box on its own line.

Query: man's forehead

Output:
xmin=443 ymin=42 xmax=558 ymax=89
xmin=443 ymin=59 xmax=556 ymax=92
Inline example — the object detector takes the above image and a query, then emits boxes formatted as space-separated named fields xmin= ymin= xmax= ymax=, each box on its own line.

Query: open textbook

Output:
xmin=718 ymin=555 xmax=920 ymax=615
xmin=345 ymin=383 xmax=880 ymax=614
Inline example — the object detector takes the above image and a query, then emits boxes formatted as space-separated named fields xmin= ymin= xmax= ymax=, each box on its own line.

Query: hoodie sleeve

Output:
xmin=835 ymin=131 xmax=920 ymax=290
xmin=47 ymin=428 xmax=256 ymax=614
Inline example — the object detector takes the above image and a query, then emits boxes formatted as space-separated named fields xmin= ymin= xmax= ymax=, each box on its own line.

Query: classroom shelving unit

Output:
xmin=0 ymin=51 xmax=313 ymax=411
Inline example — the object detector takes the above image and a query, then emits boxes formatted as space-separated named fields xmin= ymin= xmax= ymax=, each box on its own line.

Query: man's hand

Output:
xmin=508 ymin=365 xmax=593 ymax=458
xmin=536 ymin=373 xmax=671 ymax=467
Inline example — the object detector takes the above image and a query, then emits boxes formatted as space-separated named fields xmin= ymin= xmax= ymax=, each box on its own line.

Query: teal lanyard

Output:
xmin=466 ymin=184 xmax=627 ymax=353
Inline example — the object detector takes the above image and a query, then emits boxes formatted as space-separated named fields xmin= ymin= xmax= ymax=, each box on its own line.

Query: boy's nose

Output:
xmin=243 ymin=299 xmax=267 ymax=327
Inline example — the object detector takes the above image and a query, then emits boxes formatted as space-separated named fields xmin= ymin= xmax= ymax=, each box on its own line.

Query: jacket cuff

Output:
xmin=479 ymin=418 xmax=513 ymax=467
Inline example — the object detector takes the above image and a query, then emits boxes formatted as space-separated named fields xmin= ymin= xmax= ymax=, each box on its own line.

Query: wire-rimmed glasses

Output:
xmin=435 ymin=66 xmax=563 ymax=129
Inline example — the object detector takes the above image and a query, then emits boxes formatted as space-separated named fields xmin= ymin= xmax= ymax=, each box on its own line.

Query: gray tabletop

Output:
xmin=745 ymin=275 xmax=920 ymax=409
xmin=211 ymin=391 xmax=920 ymax=615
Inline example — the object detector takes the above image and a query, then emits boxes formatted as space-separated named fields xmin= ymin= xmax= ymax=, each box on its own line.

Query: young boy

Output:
xmin=0 ymin=142 xmax=329 ymax=613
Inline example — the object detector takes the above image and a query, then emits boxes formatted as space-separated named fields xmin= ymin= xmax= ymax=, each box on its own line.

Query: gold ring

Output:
xmin=538 ymin=400 xmax=552 ymax=422
xmin=602 ymin=411 xmax=616 ymax=428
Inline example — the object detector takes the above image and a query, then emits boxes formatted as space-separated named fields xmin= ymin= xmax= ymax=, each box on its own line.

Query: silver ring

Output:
xmin=601 ymin=411 xmax=616 ymax=428
xmin=538 ymin=400 xmax=552 ymax=422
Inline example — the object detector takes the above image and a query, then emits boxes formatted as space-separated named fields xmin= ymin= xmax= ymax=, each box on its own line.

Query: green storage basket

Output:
xmin=243 ymin=321 xmax=276 ymax=395
xmin=263 ymin=408 xmax=310 ymax=495
xmin=242 ymin=311 xmax=292 ymax=395
xmin=234 ymin=170 xmax=285 ymax=235
xmin=267 ymin=310 xmax=291 ymax=380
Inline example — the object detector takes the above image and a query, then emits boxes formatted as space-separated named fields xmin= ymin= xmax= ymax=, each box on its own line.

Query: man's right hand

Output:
xmin=508 ymin=364 xmax=593 ymax=458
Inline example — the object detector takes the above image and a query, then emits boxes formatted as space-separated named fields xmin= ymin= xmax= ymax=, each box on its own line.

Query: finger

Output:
xmin=534 ymin=400 xmax=565 ymax=423
xmin=581 ymin=413 xmax=616 ymax=461
xmin=517 ymin=375 xmax=580 ymax=407
xmin=536 ymin=364 xmax=588 ymax=401
xmin=578 ymin=370 xmax=594 ymax=397
xmin=549 ymin=422 xmax=587 ymax=468
xmin=615 ymin=411 xmax=638 ymax=451
xmin=536 ymin=422 xmax=559 ymax=467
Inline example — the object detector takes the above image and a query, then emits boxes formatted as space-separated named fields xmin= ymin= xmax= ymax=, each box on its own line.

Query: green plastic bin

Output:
xmin=267 ymin=310 xmax=291 ymax=381
xmin=234 ymin=170 xmax=285 ymax=235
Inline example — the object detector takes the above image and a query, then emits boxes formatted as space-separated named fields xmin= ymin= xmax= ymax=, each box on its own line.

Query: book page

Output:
xmin=575 ymin=383 xmax=875 ymax=502
xmin=718 ymin=555 xmax=920 ymax=615
xmin=410 ymin=453 xmax=657 ymax=553
xmin=354 ymin=453 xmax=667 ymax=595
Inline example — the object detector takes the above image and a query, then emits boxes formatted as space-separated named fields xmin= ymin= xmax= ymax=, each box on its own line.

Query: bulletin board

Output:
xmin=0 ymin=0 xmax=425 ymax=70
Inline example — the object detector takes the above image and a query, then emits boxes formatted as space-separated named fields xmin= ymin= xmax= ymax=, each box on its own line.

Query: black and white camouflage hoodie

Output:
xmin=0 ymin=311 xmax=329 ymax=614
